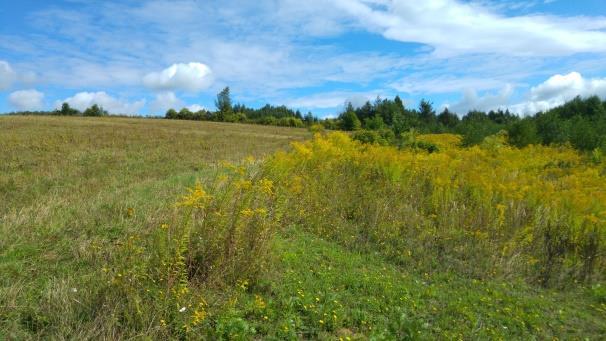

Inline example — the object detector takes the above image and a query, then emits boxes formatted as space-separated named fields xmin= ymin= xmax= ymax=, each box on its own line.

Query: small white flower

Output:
xmin=179 ymin=307 xmax=187 ymax=313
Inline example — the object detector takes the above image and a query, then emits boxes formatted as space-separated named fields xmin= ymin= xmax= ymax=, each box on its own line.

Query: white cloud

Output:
xmin=149 ymin=91 xmax=183 ymax=113
xmin=57 ymin=91 xmax=145 ymax=114
xmin=0 ymin=60 xmax=16 ymax=90
xmin=447 ymin=84 xmax=514 ymax=114
xmin=8 ymin=89 xmax=45 ymax=110
xmin=286 ymin=94 xmax=349 ymax=109
xmin=286 ymin=91 xmax=386 ymax=110
xmin=4 ymin=1 xmax=606 ymax=116
xmin=332 ymin=0 xmax=606 ymax=56
xmin=143 ymin=63 xmax=213 ymax=92
xmin=511 ymin=72 xmax=606 ymax=114
xmin=391 ymin=75 xmax=506 ymax=94
xmin=447 ymin=72 xmax=606 ymax=115
xmin=187 ymin=104 xmax=206 ymax=112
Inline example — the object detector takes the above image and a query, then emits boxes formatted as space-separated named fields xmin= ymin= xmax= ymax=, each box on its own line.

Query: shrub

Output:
xmin=352 ymin=129 xmax=394 ymax=146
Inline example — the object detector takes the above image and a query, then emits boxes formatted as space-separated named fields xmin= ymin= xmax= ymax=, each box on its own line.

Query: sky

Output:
xmin=1 ymin=0 xmax=606 ymax=117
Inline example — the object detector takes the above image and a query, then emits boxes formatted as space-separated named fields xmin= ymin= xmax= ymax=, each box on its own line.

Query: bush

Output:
xmin=276 ymin=117 xmax=304 ymax=128
xmin=352 ymin=129 xmax=394 ymax=146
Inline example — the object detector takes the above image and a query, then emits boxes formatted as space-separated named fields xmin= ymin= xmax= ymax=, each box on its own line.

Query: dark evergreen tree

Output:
xmin=339 ymin=103 xmax=362 ymax=131
xmin=437 ymin=108 xmax=459 ymax=128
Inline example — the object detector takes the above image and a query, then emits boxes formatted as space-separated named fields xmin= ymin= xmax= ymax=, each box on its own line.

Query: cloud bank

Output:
xmin=8 ymin=89 xmax=44 ymax=110
xmin=512 ymin=72 xmax=606 ymax=114
xmin=449 ymin=72 xmax=606 ymax=115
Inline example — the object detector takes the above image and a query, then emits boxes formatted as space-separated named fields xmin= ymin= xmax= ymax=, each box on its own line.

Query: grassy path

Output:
xmin=224 ymin=228 xmax=606 ymax=339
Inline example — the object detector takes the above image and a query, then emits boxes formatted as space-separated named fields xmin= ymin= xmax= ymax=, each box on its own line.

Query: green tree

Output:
xmin=437 ymin=107 xmax=459 ymax=128
xmin=60 ymin=102 xmax=80 ymax=116
xmin=83 ymin=104 xmax=107 ymax=117
xmin=178 ymin=108 xmax=193 ymax=120
xmin=458 ymin=110 xmax=501 ymax=146
xmin=418 ymin=99 xmax=437 ymax=125
xmin=340 ymin=103 xmax=361 ymax=131
xmin=215 ymin=87 xmax=233 ymax=121
xmin=304 ymin=112 xmax=315 ymax=126
xmin=507 ymin=117 xmax=539 ymax=147
xmin=535 ymin=111 xmax=569 ymax=145
xmin=165 ymin=108 xmax=178 ymax=119
xmin=356 ymin=101 xmax=374 ymax=122
xmin=364 ymin=115 xmax=385 ymax=130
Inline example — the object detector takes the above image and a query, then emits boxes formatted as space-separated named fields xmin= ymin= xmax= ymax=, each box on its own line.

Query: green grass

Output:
xmin=1 ymin=115 xmax=604 ymax=339
xmin=227 ymin=228 xmax=605 ymax=339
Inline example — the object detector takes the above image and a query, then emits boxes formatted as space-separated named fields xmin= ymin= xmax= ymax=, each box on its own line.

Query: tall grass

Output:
xmin=2 ymin=116 xmax=604 ymax=338
xmin=107 ymin=161 xmax=281 ymax=337
xmin=265 ymin=132 xmax=605 ymax=286
xmin=0 ymin=116 xmax=307 ymax=338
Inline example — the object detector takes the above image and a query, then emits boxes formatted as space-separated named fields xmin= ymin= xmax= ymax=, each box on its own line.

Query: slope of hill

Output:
xmin=1 ymin=116 xmax=604 ymax=339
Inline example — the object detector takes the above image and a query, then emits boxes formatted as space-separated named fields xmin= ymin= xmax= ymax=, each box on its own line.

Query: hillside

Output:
xmin=1 ymin=116 xmax=604 ymax=339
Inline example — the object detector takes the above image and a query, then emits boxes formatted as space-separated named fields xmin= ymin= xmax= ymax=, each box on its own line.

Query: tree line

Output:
xmin=337 ymin=94 xmax=606 ymax=152
xmin=165 ymin=87 xmax=317 ymax=128
xmin=166 ymin=86 xmax=606 ymax=152
xmin=5 ymin=103 xmax=110 ymax=117
xmin=4 ymin=85 xmax=605 ymax=152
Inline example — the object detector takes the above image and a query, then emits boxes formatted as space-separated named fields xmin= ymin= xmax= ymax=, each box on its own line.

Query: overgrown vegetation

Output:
xmin=267 ymin=132 xmax=606 ymax=286
xmin=1 ymin=116 xmax=604 ymax=339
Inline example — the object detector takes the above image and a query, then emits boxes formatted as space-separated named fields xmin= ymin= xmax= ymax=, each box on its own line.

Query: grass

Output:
xmin=0 ymin=116 xmax=308 ymax=338
xmin=1 ymin=115 xmax=604 ymax=339
xmin=239 ymin=228 xmax=605 ymax=339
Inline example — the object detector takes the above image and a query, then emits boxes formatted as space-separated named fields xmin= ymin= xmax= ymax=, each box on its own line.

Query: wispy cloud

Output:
xmin=332 ymin=0 xmax=606 ymax=56
xmin=0 ymin=0 xmax=605 ymax=114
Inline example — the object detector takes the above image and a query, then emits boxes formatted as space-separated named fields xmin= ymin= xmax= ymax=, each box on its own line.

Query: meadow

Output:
xmin=1 ymin=115 xmax=605 ymax=339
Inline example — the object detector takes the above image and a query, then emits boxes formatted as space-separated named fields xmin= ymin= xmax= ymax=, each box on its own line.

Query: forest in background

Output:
xmin=5 ymin=86 xmax=606 ymax=152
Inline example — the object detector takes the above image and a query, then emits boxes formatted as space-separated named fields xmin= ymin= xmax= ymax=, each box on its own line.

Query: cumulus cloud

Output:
xmin=8 ymin=89 xmax=44 ymax=110
xmin=332 ymin=0 xmax=606 ymax=56
xmin=187 ymin=104 xmax=206 ymax=112
xmin=58 ymin=91 xmax=145 ymax=114
xmin=0 ymin=60 xmax=16 ymax=90
xmin=448 ymin=85 xmax=514 ymax=114
xmin=149 ymin=91 xmax=183 ymax=113
xmin=511 ymin=72 xmax=606 ymax=114
xmin=447 ymin=72 xmax=606 ymax=115
xmin=143 ymin=63 xmax=213 ymax=92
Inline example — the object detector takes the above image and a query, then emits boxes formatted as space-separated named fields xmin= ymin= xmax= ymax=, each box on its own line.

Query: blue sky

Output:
xmin=1 ymin=0 xmax=606 ymax=117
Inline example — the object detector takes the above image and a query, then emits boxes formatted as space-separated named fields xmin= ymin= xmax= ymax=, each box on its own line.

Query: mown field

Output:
xmin=1 ymin=115 xmax=605 ymax=339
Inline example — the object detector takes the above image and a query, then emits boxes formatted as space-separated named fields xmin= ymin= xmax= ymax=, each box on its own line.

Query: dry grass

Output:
xmin=0 ymin=115 xmax=308 ymax=339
